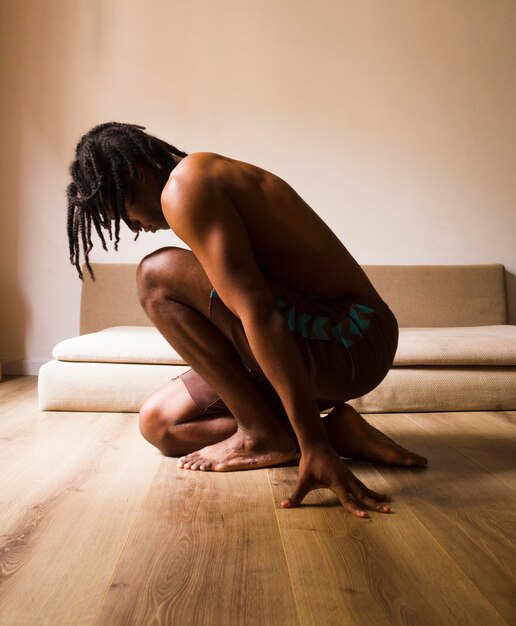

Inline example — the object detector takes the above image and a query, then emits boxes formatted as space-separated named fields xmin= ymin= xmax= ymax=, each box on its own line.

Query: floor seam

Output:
xmin=91 ymin=445 xmax=162 ymax=626
xmin=477 ymin=410 xmax=516 ymax=433
xmin=266 ymin=468 xmax=304 ymax=626
xmin=403 ymin=412 xmax=516 ymax=495
xmin=378 ymin=413 xmax=514 ymax=622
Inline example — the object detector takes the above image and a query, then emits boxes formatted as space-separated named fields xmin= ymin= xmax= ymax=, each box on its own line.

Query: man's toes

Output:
xmin=189 ymin=460 xmax=205 ymax=471
xmin=177 ymin=455 xmax=215 ymax=471
xmin=403 ymin=450 xmax=428 ymax=466
xmin=184 ymin=459 xmax=201 ymax=470
xmin=392 ymin=443 xmax=427 ymax=467
xmin=177 ymin=454 xmax=198 ymax=469
xmin=410 ymin=453 xmax=428 ymax=466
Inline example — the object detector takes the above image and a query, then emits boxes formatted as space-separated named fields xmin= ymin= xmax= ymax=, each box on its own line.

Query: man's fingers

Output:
xmin=280 ymin=463 xmax=392 ymax=515
xmin=280 ymin=478 xmax=311 ymax=508
xmin=364 ymin=488 xmax=391 ymax=503
xmin=358 ymin=494 xmax=391 ymax=513
xmin=332 ymin=484 xmax=369 ymax=518
xmin=348 ymin=481 xmax=391 ymax=514
xmin=353 ymin=477 xmax=391 ymax=503
xmin=339 ymin=492 xmax=369 ymax=518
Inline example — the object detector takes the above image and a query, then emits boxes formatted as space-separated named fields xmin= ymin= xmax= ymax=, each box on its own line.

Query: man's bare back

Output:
xmin=163 ymin=152 xmax=380 ymax=303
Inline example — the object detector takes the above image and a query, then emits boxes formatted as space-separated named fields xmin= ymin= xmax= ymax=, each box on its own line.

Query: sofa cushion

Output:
xmin=52 ymin=326 xmax=184 ymax=365
xmin=53 ymin=324 xmax=516 ymax=367
xmin=395 ymin=326 xmax=516 ymax=366
xmin=363 ymin=264 xmax=507 ymax=327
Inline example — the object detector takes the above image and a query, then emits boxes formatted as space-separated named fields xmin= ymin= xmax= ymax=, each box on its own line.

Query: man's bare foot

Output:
xmin=177 ymin=428 xmax=296 ymax=471
xmin=324 ymin=404 xmax=428 ymax=467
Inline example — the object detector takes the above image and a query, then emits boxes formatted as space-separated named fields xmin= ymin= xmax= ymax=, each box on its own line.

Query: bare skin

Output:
xmin=140 ymin=377 xmax=427 ymax=469
xmin=127 ymin=152 xmax=428 ymax=517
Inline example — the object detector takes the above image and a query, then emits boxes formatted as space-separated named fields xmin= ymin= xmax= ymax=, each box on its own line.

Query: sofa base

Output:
xmin=38 ymin=360 xmax=190 ymax=412
xmin=350 ymin=366 xmax=516 ymax=412
xmin=38 ymin=360 xmax=516 ymax=413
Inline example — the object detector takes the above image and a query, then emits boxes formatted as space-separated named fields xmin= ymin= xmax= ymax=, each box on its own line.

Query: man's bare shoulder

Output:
xmin=167 ymin=152 xmax=234 ymax=187
xmin=166 ymin=152 xmax=274 ymax=191
xmin=160 ymin=153 xmax=220 ymax=218
xmin=161 ymin=151 xmax=268 ymax=216
xmin=160 ymin=152 xmax=243 ymax=238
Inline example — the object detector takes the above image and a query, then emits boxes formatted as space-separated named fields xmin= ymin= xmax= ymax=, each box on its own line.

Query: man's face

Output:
xmin=124 ymin=195 xmax=160 ymax=233
xmin=119 ymin=165 xmax=170 ymax=233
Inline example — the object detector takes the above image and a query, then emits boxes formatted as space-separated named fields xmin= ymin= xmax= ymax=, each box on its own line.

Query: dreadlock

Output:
xmin=66 ymin=122 xmax=188 ymax=279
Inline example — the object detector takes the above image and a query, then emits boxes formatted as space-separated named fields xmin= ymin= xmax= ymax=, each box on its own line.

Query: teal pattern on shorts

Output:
xmin=274 ymin=297 xmax=374 ymax=347
xmin=210 ymin=288 xmax=375 ymax=348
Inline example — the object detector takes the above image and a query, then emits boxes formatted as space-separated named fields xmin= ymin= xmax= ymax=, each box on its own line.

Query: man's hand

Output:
xmin=280 ymin=445 xmax=392 ymax=518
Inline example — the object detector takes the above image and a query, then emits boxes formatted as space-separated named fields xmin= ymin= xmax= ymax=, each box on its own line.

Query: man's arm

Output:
xmin=162 ymin=165 xmax=328 ymax=450
xmin=161 ymin=160 xmax=391 ymax=516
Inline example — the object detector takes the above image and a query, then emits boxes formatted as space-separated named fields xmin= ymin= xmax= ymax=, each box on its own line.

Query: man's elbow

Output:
xmin=241 ymin=300 xmax=286 ymax=335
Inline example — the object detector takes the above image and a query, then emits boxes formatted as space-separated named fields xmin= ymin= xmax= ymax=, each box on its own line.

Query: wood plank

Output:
xmin=0 ymin=407 xmax=105 ymax=527
xmin=0 ymin=410 xmax=162 ymax=626
xmin=486 ymin=411 xmax=516 ymax=427
xmin=366 ymin=413 xmax=516 ymax=623
xmin=94 ymin=464 xmax=300 ymax=626
xmin=399 ymin=411 xmax=516 ymax=491
xmin=0 ymin=377 xmax=39 ymax=430
xmin=0 ymin=377 xmax=104 ymax=534
xmin=269 ymin=464 xmax=505 ymax=626
xmin=481 ymin=411 xmax=516 ymax=430
xmin=0 ymin=376 xmax=37 ymax=404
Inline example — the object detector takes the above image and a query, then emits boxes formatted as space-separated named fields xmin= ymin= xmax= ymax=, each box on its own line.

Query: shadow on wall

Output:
xmin=0 ymin=281 xmax=30 ymax=375
xmin=0 ymin=1 xmax=99 ymax=370
xmin=505 ymin=271 xmax=516 ymax=325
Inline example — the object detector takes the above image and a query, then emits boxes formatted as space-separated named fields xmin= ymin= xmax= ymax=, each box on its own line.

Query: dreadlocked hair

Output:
xmin=66 ymin=122 xmax=188 ymax=279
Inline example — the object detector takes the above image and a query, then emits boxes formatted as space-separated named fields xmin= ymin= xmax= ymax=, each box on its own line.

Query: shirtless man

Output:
xmin=67 ymin=122 xmax=427 ymax=518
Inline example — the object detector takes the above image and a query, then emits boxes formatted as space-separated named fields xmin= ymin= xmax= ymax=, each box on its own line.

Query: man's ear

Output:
xmin=135 ymin=163 xmax=146 ymax=184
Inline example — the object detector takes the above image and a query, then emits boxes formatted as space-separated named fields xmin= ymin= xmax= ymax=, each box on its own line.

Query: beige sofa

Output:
xmin=38 ymin=263 xmax=516 ymax=413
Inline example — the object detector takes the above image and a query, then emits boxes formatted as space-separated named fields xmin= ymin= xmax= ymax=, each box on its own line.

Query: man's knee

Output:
xmin=137 ymin=246 xmax=211 ymax=317
xmin=138 ymin=396 xmax=164 ymax=447
xmin=137 ymin=246 xmax=185 ymax=306
xmin=139 ymin=396 xmax=183 ymax=457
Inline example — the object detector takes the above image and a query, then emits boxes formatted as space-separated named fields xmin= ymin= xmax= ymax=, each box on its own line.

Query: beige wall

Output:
xmin=1 ymin=0 xmax=515 ymax=373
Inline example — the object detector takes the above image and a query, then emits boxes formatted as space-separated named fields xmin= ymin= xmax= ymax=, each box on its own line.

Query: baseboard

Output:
xmin=1 ymin=359 xmax=47 ymax=376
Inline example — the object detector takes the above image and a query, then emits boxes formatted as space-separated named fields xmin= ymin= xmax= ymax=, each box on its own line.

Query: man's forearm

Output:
xmin=241 ymin=308 xmax=332 ymax=452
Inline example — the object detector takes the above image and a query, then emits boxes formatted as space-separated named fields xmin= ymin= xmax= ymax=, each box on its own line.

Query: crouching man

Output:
xmin=67 ymin=122 xmax=427 ymax=518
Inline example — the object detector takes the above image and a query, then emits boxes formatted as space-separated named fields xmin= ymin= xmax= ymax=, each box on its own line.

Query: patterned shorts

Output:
xmin=179 ymin=280 xmax=398 ymax=417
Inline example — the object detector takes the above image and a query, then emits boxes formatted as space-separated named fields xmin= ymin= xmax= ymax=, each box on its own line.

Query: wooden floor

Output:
xmin=0 ymin=377 xmax=515 ymax=625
